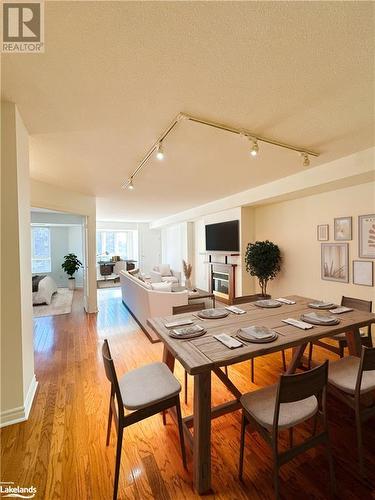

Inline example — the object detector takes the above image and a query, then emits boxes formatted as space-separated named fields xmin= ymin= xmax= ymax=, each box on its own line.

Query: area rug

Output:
xmin=33 ymin=288 xmax=74 ymax=317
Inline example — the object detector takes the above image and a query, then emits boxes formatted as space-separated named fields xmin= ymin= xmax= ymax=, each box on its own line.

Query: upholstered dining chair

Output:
xmin=239 ymin=361 xmax=335 ymax=499
xmin=308 ymin=296 xmax=372 ymax=365
xmin=328 ymin=346 xmax=375 ymax=476
xmin=232 ymin=296 xmax=287 ymax=382
xmin=102 ymin=339 xmax=186 ymax=500
xmin=172 ymin=302 xmax=228 ymax=404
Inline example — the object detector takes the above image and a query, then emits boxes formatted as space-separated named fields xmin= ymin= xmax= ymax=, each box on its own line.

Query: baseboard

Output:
xmin=0 ymin=375 xmax=38 ymax=428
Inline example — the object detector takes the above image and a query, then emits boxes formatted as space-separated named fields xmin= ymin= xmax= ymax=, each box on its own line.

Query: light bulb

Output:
xmin=250 ymin=139 xmax=259 ymax=157
xmin=156 ymin=143 xmax=164 ymax=160
xmin=128 ymin=178 xmax=134 ymax=190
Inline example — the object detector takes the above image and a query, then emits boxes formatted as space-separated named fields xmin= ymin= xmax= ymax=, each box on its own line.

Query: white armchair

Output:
xmin=151 ymin=264 xmax=181 ymax=284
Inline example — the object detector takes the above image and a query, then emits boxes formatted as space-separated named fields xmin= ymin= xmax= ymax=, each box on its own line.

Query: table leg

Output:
xmin=345 ymin=328 xmax=362 ymax=357
xmin=286 ymin=343 xmax=307 ymax=374
xmin=163 ymin=345 xmax=175 ymax=372
xmin=193 ymin=371 xmax=211 ymax=494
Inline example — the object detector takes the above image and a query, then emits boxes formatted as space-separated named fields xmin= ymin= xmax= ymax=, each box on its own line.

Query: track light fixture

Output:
xmin=156 ymin=142 xmax=164 ymax=160
xmin=249 ymin=138 xmax=259 ymax=157
xmin=121 ymin=112 xmax=319 ymax=190
xmin=301 ymin=152 xmax=310 ymax=167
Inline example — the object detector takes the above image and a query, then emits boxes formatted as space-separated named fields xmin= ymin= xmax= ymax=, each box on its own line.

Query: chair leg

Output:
xmin=355 ymin=406 xmax=366 ymax=476
xmin=272 ymin=449 xmax=280 ymax=500
xmin=339 ymin=341 xmax=345 ymax=358
xmin=250 ymin=359 xmax=254 ymax=383
xmin=312 ymin=412 xmax=318 ymax=437
xmin=224 ymin=365 xmax=228 ymax=376
xmin=239 ymin=412 xmax=247 ymax=480
xmin=184 ymin=370 xmax=188 ymax=404
xmin=162 ymin=410 xmax=167 ymax=425
xmin=106 ymin=400 xmax=113 ymax=446
xmin=288 ymin=428 xmax=293 ymax=449
xmin=113 ymin=426 xmax=123 ymax=500
xmin=281 ymin=350 xmax=287 ymax=372
xmin=175 ymin=398 xmax=187 ymax=469
xmin=307 ymin=343 xmax=313 ymax=369
xmin=325 ymin=437 xmax=336 ymax=496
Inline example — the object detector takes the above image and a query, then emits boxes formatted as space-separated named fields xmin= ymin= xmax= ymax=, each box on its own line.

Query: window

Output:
xmin=96 ymin=230 xmax=138 ymax=260
xmin=32 ymin=227 xmax=51 ymax=273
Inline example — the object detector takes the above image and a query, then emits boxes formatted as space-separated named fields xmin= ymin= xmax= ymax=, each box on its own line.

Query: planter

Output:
xmin=68 ymin=278 xmax=76 ymax=290
xmin=185 ymin=278 xmax=192 ymax=290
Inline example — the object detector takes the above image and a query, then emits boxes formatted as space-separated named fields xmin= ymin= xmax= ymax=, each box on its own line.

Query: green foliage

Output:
xmin=61 ymin=253 xmax=83 ymax=278
xmin=245 ymin=240 xmax=281 ymax=296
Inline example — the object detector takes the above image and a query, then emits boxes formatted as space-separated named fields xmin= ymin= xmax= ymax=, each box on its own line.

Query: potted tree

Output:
xmin=62 ymin=253 xmax=83 ymax=290
xmin=245 ymin=240 xmax=281 ymax=297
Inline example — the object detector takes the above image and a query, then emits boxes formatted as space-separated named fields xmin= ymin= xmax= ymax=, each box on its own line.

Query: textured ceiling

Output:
xmin=2 ymin=1 xmax=374 ymax=221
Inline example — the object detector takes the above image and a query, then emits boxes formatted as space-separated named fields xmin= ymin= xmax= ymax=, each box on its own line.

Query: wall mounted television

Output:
xmin=205 ymin=220 xmax=239 ymax=252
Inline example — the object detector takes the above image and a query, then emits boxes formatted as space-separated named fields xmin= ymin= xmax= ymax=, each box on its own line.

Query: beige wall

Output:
xmin=254 ymin=181 xmax=375 ymax=304
xmin=31 ymin=180 xmax=97 ymax=313
xmin=1 ymin=102 xmax=36 ymax=426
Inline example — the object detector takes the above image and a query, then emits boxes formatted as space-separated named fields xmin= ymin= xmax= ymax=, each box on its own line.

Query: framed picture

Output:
xmin=321 ymin=243 xmax=349 ymax=283
xmin=359 ymin=214 xmax=375 ymax=258
xmin=317 ymin=224 xmax=329 ymax=241
xmin=353 ymin=260 xmax=373 ymax=287
xmin=334 ymin=216 xmax=352 ymax=241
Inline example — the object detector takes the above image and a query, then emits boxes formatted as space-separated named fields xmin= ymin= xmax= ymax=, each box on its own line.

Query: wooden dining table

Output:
xmin=147 ymin=295 xmax=375 ymax=494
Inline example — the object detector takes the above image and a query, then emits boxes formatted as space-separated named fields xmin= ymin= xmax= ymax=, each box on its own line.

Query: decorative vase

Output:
xmin=68 ymin=278 xmax=76 ymax=290
xmin=185 ymin=278 xmax=192 ymax=289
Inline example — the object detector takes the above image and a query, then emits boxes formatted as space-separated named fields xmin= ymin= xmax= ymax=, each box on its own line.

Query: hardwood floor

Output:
xmin=1 ymin=289 xmax=375 ymax=499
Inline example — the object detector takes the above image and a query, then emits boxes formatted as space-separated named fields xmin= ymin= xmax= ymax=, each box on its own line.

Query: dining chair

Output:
xmin=232 ymin=295 xmax=287 ymax=382
xmin=173 ymin=302 xmax=228 ymax=404
xmin=308 ymin=296 xmax=373 ymax=366
xmin=239 ymin=361 xmax=335 ymax=499
xmin=328 ymin=345 xmax=375 ymax=476
xmin=102 ymin=339 xmax=187 ymax=500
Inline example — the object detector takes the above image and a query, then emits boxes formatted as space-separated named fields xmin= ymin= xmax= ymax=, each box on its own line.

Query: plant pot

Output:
xmin=68 ymin=278 xmax=76 ymax=290
xmin=185 ymin=278 xmax=192 ymax=290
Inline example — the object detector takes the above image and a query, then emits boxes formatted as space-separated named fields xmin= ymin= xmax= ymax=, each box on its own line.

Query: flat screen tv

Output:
xmin=205 ymin=220 xmax=239 ymax=252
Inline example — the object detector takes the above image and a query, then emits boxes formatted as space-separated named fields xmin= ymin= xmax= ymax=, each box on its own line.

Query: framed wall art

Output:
xmin=317 ymin=224 xmax=329 ymax=241
xmin=359 ymin=214 xmax=375 ymax=258
xmin=321 ymin=243 xmax=349 ymax=283
xmin=334 ymin=216 xmax=352 ymax=241
xmin=353 ymin=260 xmax=373 ymax=287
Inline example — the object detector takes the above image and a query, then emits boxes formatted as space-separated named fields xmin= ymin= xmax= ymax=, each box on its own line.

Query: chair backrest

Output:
xmin=173 ymin=302 xmax=206 ymax=315
xmin=341 ymin=296 xmax=372 ymax=312
xmin=273 ymin=361 xmax=328 ymax=429
xmin=102 ymin=339 xmax=124 ymax=417
xmin=355 ymin=346 xmax=375 ymax=395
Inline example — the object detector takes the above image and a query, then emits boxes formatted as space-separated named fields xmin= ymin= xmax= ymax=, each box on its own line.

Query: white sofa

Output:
xmin=150 ymin=264 xmax=181 ymax=284
xmin=120 ymin=270 xmax=188 ymax=341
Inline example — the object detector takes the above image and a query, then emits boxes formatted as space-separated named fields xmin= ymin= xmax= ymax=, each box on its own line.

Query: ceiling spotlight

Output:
xmin=128 ymin=178 xmax=134 ymax=190
xmin=249 ymin=138 xmax=259 ymax=157
xmin=301 ymin=152 xmax=310 ymax=167
xmin=156 ymin=142 xmax=164 ymax=160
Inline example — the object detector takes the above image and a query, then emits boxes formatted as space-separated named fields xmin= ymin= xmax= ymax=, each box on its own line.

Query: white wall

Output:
xmin=1 ymin=102 xmax=37 ymax=427
xmin=161 ymin=222 xmax=194 ymax=280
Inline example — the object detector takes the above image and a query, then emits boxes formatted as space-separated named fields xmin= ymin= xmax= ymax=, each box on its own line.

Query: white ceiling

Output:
xmin=2 ymin=2 xmax=374 ymax=221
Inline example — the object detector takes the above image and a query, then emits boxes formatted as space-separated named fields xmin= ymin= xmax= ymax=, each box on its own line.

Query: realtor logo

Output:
xmin=2 ymin=1 xmax=44 ymax=53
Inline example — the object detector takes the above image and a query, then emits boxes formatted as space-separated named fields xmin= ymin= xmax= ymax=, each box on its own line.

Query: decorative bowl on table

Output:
xmin=197 ymin=308 xmax=229 ymax=319
xmin=254 ymin=299 xmax=282 ymax=308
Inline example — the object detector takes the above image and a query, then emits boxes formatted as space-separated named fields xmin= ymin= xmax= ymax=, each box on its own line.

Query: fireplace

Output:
xmin=212 ymin=271 xmax=229 ymax=298
xmin=208 ymin=261 xmax=237 ymax=304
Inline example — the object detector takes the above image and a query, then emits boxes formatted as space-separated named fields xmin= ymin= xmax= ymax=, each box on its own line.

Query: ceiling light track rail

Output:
xmin=122 ymin=112 xmax=319 ymax=190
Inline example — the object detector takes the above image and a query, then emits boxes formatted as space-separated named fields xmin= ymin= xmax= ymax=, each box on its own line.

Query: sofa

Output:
xmin=150 ymin=264 xmax=181 ymax=284
xmin=120 ymin=270 xmax=188 ymax=341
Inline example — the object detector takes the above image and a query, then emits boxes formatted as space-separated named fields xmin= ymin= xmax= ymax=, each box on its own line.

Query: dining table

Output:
xmin=147 ymin=295 xmax=375 ymax=494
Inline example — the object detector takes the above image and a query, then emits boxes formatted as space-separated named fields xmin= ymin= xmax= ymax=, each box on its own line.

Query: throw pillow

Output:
xmin=151 ymin=282 xmax=172 ymax=292
xmin=158 ymin=264 xmax=171 ymax=276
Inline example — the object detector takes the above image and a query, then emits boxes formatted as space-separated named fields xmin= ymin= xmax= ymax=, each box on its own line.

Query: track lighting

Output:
xmin=156 ymin=142 xmax=164 ymax=160
xmin=249 ymin=138 xmax=259 ymax=157
xmin=301 ymin=152 xmax=310 ymax=167
xmin=128 ymin=178 xmax=134 ymax=190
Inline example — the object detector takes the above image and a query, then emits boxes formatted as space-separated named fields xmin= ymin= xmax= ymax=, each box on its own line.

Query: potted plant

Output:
xmin=183 ymin=259 xmax=193 ymax=289
xmin=245 ymin=240 xmax=281 ymax=297
xmin=62 ymin=253 xmax=83 ymax=290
